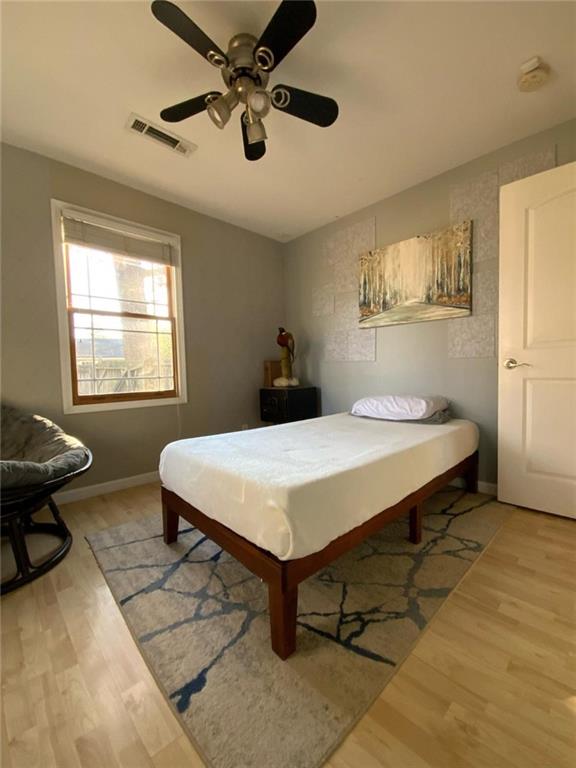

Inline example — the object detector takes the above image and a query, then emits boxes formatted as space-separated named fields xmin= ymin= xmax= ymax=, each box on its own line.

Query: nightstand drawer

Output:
xmin=260 ymin=391 xmax=288 ymax=421
xmin=260 ymin=387 xmax=318 ymax=424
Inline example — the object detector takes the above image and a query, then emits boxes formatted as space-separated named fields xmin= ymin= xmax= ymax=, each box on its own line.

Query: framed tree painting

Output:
xmin=359 ymin=221 xmax=472 ymax=327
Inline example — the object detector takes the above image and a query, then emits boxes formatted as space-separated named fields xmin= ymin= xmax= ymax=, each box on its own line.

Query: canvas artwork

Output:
xmin=359 ymin=221 xmax=472 ymax=327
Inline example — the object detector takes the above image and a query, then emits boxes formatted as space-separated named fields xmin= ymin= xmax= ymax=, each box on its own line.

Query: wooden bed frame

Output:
xmin=162 ymin=450 xmax=479 ymax=660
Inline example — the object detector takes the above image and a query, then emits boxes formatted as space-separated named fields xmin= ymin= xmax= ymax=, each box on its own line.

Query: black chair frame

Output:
xmin=1 ymin=451 xmax=93 ymax=595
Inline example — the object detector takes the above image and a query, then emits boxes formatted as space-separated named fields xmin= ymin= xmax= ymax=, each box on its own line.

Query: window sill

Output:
xmin=63 ymin=394 xmax=187 ymax=415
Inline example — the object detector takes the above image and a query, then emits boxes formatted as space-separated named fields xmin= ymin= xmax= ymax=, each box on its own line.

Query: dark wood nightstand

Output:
xmin=260 ymin=387 xmax=319 ymax=424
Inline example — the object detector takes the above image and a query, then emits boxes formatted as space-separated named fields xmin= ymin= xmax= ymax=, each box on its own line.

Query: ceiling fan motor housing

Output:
xmin=223 ymin=34 xmax=269 ymax=94
xmin=228 ymin=34 xmax=258 ymax=71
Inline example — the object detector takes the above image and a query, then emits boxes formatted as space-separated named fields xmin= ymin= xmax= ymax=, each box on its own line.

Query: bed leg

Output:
xmin=162 ymin=494 xmax=179 ymax=544
xmin=409 ymin=504 xmax=422 ymax=545
xmin=464 ymin=451 xmax=479 ymax=494
xmin=268 ymin=580 xmax=298 ymax=660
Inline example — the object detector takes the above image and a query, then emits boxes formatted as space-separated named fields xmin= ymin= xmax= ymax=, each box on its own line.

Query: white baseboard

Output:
xmin=450 ymin=478 xmax=497 ymax=495
xmin=54 ymin=471 xmax=160 ymax=504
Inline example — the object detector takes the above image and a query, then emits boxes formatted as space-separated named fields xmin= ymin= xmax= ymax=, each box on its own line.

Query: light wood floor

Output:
xmin=1 ymin=484 xmax=575 ymax=768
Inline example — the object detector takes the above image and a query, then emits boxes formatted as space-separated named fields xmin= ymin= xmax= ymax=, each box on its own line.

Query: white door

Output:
xmin=498 ymin=161 xmax=576 ymax=518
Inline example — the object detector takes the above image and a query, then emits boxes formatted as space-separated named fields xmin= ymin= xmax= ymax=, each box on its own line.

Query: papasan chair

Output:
xmin=1 ymin=403 xmax=92 ymax=594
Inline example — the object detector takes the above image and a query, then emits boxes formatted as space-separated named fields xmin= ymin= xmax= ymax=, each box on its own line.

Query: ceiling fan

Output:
xmin=151 ymin=0 xmax=339 ymax=160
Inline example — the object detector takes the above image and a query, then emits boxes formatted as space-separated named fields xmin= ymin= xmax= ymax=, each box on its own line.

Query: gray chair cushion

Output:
xmin=1 ymin=404 xmax=90 ymax=489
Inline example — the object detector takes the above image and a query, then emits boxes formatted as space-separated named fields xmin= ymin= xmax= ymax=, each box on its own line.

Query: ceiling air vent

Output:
xmin=126 ymin=113 xmax=196 ymax=156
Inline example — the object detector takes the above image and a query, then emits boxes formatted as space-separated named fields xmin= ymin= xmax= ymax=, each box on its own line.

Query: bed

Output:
xmin=160 ymin=413 xmax=479 ymax=659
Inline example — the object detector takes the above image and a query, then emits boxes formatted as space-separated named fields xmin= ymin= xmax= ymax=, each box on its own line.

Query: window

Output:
xmin=52 ymin=201 xmax=186 ymax=413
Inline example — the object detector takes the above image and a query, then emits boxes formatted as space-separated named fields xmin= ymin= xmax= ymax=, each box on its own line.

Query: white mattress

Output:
xmin=159 ymin=413 xmax=479 ymax=561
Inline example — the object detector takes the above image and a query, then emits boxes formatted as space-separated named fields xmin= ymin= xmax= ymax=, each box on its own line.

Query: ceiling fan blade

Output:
xmin=271 ymin=84 xmax=338 ymax=127
xmin=160 ymin=92 xmax=222 ymax=122
xmin=255 ymin=0 xmax=316 ymax=72
xmin=241 ymin=114 xmax=266 ymax=161
xmin=151 ymin=1 xmax=227 ymax=67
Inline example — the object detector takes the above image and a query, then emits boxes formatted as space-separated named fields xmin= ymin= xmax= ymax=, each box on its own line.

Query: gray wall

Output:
xmin=1 ymin=144 xmax=284 ymax=487
xmin=283 ymin=119 xmax=576 ymax=484
xmin=3 ymin=120 xmax=575 ymax=490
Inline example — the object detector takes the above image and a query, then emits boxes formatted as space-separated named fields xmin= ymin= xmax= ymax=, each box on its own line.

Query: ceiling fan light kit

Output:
xmin=246 ymin=118 xmax=267 ymax=145
xmin=151 ymin=0 xmax=339 ymax=160
xmin=206 ymin=89 xmax=238 ymax=129
xmin=248 ymin=88 xmax=271 ymax=119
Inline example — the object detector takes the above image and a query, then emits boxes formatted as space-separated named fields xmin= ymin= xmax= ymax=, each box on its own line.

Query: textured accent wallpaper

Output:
xmin=311 ymin=147 xmax=555 ymax=364
xmin=314 ymin=218 xmax=377 ymax=362
xmin=447 ymin=146 xmax=555 ymax=359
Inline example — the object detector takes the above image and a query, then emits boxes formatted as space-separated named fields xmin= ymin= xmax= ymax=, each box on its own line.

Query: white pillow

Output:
xmin=351 ymin=395 xmax=449 ymax=421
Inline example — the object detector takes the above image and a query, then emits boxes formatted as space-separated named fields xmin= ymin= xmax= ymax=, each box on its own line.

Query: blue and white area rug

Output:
xmin=87 ymin=489 xmax=509 ymax=768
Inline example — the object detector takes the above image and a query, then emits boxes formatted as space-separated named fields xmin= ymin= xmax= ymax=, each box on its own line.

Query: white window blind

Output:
xmin=61 ymin=212 xmax=173 ymax=265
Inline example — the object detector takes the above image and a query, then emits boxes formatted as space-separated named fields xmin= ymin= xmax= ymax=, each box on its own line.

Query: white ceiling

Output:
xmin=2 ymin=1 xmax=575 ymax=241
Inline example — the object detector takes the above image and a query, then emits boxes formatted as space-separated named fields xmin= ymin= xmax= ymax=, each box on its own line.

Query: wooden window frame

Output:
xmin=52 ymin=200 xmax=187 ymax=414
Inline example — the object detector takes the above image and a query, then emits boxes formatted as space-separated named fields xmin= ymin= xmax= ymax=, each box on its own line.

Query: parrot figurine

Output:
xmin=276 ymin=327 xmax=297 ymax=382
xmin=276 ymin=327 xmax=295 ymax=361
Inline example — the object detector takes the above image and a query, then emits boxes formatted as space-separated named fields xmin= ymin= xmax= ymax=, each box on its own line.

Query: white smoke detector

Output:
xmin=517 ymin=57 xmax=550 ymax=92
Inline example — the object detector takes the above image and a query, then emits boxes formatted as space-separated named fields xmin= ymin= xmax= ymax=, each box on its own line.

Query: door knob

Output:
xmin=503 ymin=358 xmax=532 ymax=369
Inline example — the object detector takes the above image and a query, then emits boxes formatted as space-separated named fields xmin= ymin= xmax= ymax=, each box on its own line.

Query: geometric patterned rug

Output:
xmin=87 ymin=489 xmax=510 ymax=768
